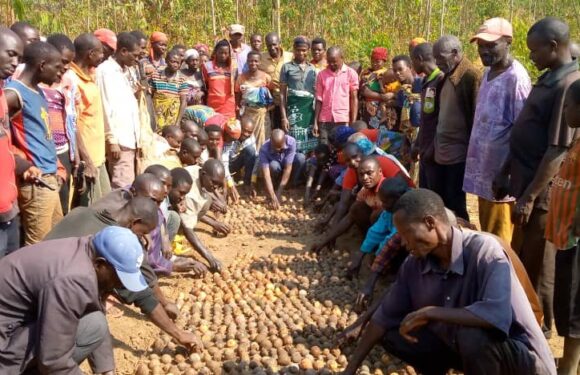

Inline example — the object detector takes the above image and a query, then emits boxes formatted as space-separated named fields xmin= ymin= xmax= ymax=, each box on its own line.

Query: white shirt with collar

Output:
xmin=96 ymin=57 xmax=141 ymax=150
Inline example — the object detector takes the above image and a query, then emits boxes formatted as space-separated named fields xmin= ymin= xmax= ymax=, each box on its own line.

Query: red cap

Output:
xmin=94 ymin=28 xmax=117 ymax=51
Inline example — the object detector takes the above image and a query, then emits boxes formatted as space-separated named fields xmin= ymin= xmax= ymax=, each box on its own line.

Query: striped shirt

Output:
xmin=150 ymin=69 xmax=188 ymax=98
xmin=546 ymin=139 xmax=580 ymax=249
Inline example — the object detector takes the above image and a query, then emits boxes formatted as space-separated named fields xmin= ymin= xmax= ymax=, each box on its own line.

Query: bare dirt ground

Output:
xmin=98 ymin=194 xmax=563 ymax=374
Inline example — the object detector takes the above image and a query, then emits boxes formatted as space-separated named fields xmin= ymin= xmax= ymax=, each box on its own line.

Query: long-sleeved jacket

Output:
xmin=0 ymin=236 xmax=114 ymax=374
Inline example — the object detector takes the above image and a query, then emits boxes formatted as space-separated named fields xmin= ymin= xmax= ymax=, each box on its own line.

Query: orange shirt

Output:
xmin=546 ymin=139 xmax=580 ymax=249
xmin=70 ymin=63 xmax=106 ymax=166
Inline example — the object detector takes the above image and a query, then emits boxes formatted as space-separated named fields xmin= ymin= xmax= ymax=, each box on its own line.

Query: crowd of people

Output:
xmin=0 ymin=14 xmax=578 ymax=375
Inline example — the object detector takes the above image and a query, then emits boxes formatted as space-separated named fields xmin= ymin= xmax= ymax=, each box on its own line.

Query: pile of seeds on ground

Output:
xmin=135 ymin=248 xmax=413 ymax=375
xmin=223 ymin=197 xmax=315 ymax=237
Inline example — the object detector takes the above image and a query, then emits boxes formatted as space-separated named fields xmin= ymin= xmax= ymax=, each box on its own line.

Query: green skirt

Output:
xmin=287 ymin=93 xmax=317 ymax=153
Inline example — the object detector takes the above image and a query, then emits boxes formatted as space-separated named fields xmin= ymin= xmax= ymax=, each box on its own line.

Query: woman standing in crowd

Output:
xmin=360 ymin=47 xmax=390 ymax=129
xmin=144 ymin=31 xmax=168 ymax=79
xmin=195 ymin=43 xmax=210 ymax=64
xmin=203 ymin=39 xmax=237 ymax=120
xmin=180 ymin=49 xmax=206 ymax=106
xmin=280 ymin=36 xmax=318 ymax=154
xmin=150 ymin=49 xmax=188 ymax=128
xmin=235 ymin=50 xmax=272 ymax=150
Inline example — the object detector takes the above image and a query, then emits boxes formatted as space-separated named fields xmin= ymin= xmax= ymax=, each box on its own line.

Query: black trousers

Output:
xmin=270 ymin=105 xmax=282 ymax=131
xmin=512 ymin=207 xmax=555 ymax=333
xmin=383 ymin=327 xmax=542 ymax=375
xmin=57 ymin=152 xmax=72 ymax=215
xmin=423 ymin=160 xmax=469 ymax=221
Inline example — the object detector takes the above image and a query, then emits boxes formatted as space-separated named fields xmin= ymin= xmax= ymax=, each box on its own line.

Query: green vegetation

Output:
xmin=2 ymin=0 xmax=579 ymax=77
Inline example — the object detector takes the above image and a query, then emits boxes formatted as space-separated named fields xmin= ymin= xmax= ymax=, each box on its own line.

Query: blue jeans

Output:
xmin=0 ymin=215 xmax=20 ymax=258
xmin=230 ymin=146 xmax=257 ymax=186
xmin=269 ymin=152 xmax=306 ymax=188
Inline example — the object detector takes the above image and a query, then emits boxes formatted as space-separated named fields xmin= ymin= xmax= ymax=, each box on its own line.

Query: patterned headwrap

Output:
xmin=194 ymin=43 xmax=209 ymax=55
xmin=224 ymin=118 xmax=241 ymax=140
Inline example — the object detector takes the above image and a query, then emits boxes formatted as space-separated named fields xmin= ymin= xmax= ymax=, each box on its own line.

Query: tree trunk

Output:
xmin=236 ymin=0 xmax=239 ymax=23
xmin=276 ymin=0 xmax=281 ymax=37
xmin=510 ymin=0 xmax=514 ymax=22
xmin=439 ymin=0 xmax=446 ymax=36
xmin=271 ymin=0 xmax=275 ymax=33
xmin=210 ymin=0 xmax=216 ymax=37
xmin=86 ymin=0 xmax=90 ymax=30
xmin=425 ymin=0 xmax=432 ymax=39
xmin=112 ymin=0 xmax=118 ymax=31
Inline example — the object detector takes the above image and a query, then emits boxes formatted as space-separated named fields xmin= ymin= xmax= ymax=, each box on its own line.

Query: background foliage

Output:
xmin=1 ymin=0 xmax=579 ymax=77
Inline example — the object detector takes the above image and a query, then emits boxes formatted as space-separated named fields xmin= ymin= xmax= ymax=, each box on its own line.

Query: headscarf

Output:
xmin=371 ymin=47 xmax=388 ymax=61
xmin=331 ymin=125 xmax=356 ymax=147
xmin=184 ymin=49 xmax=199 ymax=61
xmin=224 ymin=118 xmax=241 ymax=140
xmin=347 ymin=133 xmax=367 ymax=144
xmin=205 ymin=113 xmax=228 ymax=128
xmin=94 ymin=28 xmax=117 ymax=51
xmin=194 ymin=43 xmax=209 ymax=55
xmin=409 ymin=37 xmax=427 ymax=49
xmin=355 ymin=138 xmax=375 ymax=156
xmin=149 ymin=31 xmax=168 ymax=60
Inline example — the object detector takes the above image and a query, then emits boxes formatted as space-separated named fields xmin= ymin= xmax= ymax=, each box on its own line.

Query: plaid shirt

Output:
xmin=370 ymin=233 xmax=405 ymax=273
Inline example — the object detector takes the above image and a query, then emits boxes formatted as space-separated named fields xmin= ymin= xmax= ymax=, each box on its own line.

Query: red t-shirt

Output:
xmin=342 ymin=155 xmax=412 ymax=190
xmin=0 ymin=86 xmax=17 ymax=216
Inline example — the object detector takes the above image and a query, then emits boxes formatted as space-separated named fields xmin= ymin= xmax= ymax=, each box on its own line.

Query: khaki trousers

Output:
xmin=478 ymin=197 xmax=514 ymax=244
xmin=19 ymin=174 xmax=63 ymax=245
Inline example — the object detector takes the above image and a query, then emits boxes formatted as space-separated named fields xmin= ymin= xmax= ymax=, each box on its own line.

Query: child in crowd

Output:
xmin=180 ymin=119 xmax=209 ymax=163
xmin=150 ymin=49 xmax=188 ymax=128
xmin=378 ymin=69 xmax=400 ymax=129
xmin=205 ymin=124 xmax=223 ymax=160
xmin=304 ymin=144 xmax=332 ymax=206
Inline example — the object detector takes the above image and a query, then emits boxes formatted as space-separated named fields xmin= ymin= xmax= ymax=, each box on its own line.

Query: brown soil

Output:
xmin=93 ymin=193 xmax=563 ymax=374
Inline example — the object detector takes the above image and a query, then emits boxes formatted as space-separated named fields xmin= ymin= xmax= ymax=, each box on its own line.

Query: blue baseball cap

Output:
xmin=92 ymin=226 xmax=148 ymax=292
